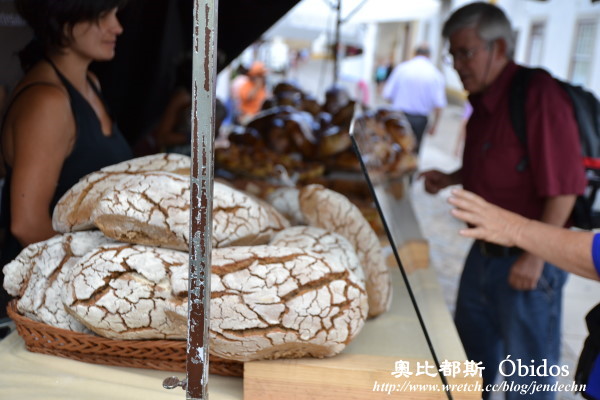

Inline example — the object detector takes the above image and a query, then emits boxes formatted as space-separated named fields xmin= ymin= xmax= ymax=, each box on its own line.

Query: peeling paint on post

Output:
xmin=187 ymin=0 xmax=218 ymax=399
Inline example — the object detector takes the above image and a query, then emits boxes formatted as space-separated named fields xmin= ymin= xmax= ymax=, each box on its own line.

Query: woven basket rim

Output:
xmin=7 ymin=300 xmax=243 ymax=377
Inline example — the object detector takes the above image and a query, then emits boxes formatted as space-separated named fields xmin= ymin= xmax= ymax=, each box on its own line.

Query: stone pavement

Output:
xmin=411 ymin=104 xmax=600 ymax=400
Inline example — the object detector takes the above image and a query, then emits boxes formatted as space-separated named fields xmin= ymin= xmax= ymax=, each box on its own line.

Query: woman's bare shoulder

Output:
xmin=9 ymin=64 xmax=70 ymax=116
xmin=5 ymin=65 xmax=74 ymax=149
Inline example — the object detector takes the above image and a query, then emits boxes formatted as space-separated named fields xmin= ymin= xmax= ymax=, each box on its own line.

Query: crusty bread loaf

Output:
xmin=2 ymin=231 xmax=117 ymax=332
xmin=202 ymin=245 xmax=368 ymax=361
xmin=92 ymin=172 xmax=190 ymax=251
xmin=266 ymin=187 xmax=306 ymax=225
xmin=53 ymin=153 xmax=191 ymax=232
xmin=298 ymin=184 xmax=391 ymax=317
xmin=92 ymin=178 xmax=288 ymax=250
xmin=212 ymin=182 xmax=290 ymax=247
xmin=63 ymin=243 xmax=367 ymax=358
xmin=63 ymin=244 xmax=189 ymax=339
xmin=270 ymin=226 xmax=365 ymax=289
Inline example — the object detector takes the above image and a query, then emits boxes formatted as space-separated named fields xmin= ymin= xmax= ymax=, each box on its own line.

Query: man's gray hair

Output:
xmin=442 ymin=2 xmax=516 ymax=59
xmin=415 ymin=44 xmax=431 ymax=57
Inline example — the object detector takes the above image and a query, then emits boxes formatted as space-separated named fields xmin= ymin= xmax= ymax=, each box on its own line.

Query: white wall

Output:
xmin=432 ymin=0 xmax=600 ymax=96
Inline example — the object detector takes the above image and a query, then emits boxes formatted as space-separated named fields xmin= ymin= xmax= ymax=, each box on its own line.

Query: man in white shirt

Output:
xmin=382 ymin=45 xmax=447 ymax=153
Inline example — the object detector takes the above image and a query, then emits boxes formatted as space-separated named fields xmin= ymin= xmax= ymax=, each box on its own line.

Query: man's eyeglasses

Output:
xmin=443 ymin=44 xmax=490 ymax=65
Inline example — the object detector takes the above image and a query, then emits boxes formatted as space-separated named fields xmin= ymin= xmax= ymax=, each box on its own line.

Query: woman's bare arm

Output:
xmin=7 ymin=85 xmax=75 ymax=246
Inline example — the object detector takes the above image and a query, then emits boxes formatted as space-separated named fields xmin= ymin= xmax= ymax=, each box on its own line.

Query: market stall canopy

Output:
xmin=347 ymin=0 xmax=438 ymax=24
xmin=265 ymin=0 xmax=439 ymax=44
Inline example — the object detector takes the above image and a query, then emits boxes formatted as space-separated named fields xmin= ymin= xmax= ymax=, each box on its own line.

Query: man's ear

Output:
xmin=493 ymin=38 xmax=508 ymax=59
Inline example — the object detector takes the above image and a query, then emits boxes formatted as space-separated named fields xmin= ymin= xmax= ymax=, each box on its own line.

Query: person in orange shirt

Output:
xmin=236 ymin=61 xmax=268 ymax=123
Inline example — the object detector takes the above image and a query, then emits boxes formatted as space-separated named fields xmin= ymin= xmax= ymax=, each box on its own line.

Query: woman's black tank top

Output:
xmin=0 ymin=59 xmax=133 ymax=310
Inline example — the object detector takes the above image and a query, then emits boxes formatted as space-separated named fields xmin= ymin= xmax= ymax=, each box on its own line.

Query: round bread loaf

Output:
xmin=298 ymin=184 xmax=392 ymax=317
xmin=63 ymin=243 xmax=367 ymax=361
xmin=52 ymin=153 xmax=191 ymax=232
xmin=85 ymin=174 xmax=288 ymax=250
xmin=2 ymin=231 xmax=117 ymax=332
xmin=206 ymin=245 xmax=368 ymax=361
xmin=63 ymin=244 xmax=189 ymax=339
xmin=92 ymin=171 xmax=191 ymax=251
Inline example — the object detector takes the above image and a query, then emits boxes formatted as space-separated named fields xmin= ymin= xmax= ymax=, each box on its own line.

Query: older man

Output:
xmin=421 ymin=3 xmax=586 ymax=399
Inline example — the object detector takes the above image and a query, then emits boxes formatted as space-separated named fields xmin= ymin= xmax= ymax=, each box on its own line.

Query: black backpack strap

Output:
xmin=508 ymin=67 xmax=544 ymax=172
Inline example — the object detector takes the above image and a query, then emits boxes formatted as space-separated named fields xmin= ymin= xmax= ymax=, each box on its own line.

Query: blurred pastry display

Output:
xmin=215 ymin=83 xmax=417 ymax=235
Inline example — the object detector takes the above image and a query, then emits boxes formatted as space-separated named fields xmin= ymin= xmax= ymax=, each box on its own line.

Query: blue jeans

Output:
xmin=454 ymin=243 xmax=567 ymax=400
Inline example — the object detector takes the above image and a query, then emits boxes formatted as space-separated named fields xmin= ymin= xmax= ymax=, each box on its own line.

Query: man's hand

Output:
xmin=419 ymin=170 xmax=456 ymax=194
xmin=508 ymin=252 xmax=545 ymax=291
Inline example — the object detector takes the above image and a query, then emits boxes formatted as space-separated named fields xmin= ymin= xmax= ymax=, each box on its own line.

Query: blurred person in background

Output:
xmin=236 ymin=61 xmax=268 ymax=123
xmin=382 ymin=44 xmax=446 ymax=153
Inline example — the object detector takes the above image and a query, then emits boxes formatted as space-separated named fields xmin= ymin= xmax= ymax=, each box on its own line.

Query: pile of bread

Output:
xmin=216 ymin=82 xmax=417 ymax=182
xmin=3 ymin=154 xmax=392 ymax=362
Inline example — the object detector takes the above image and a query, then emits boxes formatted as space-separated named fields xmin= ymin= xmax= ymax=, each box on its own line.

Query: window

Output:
xmin=570 ymin=19 xmax=597 ymax=86
xmin=526 ymin=22 xmax=545 ymax=67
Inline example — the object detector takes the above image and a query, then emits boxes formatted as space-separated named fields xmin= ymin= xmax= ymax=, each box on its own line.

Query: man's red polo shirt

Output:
xmin=463 ymin=61 xmax=586 ymax=221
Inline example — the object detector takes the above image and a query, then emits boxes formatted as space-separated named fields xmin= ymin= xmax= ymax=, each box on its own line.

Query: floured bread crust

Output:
xmin=92 ymin=172 xmax=190 ymax=251
xmin=270 ymin=226 xmax=365 ymax=289
xmin=62 ymin=243 xmax=367 ymax=358
xmin=63 ymin=244 xmax=189 ymax=339
xmin=205 ymin=245 xmax=367 ymax=362
xmin=299 ymin=184 xmax=391 ymax=317
xmin=53 ymin=153 xmax=191 ymax=232
xmin=212 ymin=182 xmax=289 ymax=247
xmin=2 ymin=231 xmax=117 ymax=332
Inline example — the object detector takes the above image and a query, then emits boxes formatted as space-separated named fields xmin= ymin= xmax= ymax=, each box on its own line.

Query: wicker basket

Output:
xmin=7 ymin=301 xmax=243 ymax=377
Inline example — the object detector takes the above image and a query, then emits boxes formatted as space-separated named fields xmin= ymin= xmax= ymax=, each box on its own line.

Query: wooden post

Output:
xmin=187 ymin=0 xmax=218 ymax=398
xmin=333 ymin=0 xmax=341 ymax=85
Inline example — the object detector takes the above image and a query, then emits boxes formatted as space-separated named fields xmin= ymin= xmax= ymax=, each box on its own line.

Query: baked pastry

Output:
xmin=298 ymin=184 xmax=392 ymax=317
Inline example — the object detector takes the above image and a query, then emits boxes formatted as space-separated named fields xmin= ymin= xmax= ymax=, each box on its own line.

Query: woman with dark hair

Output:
xmin=0 ymin=0 xmax=133 ymax=327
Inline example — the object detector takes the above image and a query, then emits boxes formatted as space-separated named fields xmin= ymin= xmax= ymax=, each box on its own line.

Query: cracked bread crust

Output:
xmin=63 ymin=244 xmax=189 ymax=339
xmin=63 ymin=243 xmax=367 ymax=360
xmin=2 ymin=231 xmax=117 ymax=332
xmin=298 ymin=184 xmax=392 ymax=318
xmin=206 ymin=245 xmax=368 ymax=361
xmin=212 ymin=182 xmax=290 ymax=248
xmin=52 ymin=153 xmax=191 ymax=232
xmin=92 ymin=172 xmax=191 ymax=251
xmin=91 ymin=179 xmax=289 ymax=251
xmin=269 ymin=226 xmax=366 ymax=290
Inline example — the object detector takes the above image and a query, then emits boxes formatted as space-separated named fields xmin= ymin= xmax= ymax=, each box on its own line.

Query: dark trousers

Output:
xmin=403 ymin=112 xmax=428 ymax=153
xmin=455 ymin=243 xmax=567 ymax=399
